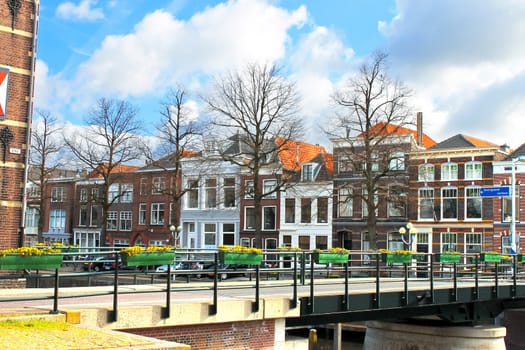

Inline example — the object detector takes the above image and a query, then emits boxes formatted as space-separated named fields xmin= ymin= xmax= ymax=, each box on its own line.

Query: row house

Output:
xmin=331 ymin=120 xmax=436 ymax=255
xmin=492 ymin=143 xmax=525 ymax=254
xmin=409 ymin=134 xmax=508 ymax=257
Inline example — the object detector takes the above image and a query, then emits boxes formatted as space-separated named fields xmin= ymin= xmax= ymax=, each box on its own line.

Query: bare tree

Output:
xmin=204 ymin=63 xmax=304 ymax=248
xmin=29 ymin=110 xmax=64 ymax=242
xmin=329 ymin=52 xmax=413 ymax=250
xmin=146 ymin=87 xmax=206 ymax=244
xmin=64 ymin=98 xmax=145 ymax=246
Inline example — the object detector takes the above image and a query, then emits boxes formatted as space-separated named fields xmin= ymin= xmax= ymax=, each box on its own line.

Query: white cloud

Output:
xmin=56 ymin=0 xmax=105 ymax=21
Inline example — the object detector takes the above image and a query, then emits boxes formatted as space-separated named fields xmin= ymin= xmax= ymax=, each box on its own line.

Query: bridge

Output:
xmin=0 ymin=250 xmax=524 ymax=349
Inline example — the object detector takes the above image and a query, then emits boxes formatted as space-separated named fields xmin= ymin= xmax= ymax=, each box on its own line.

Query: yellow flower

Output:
xmin=120 ymin=246 xmax=174 ymax=256
xmin=219 ymin=245 xmax=262 ymax=254
xmin=0 ymin=246 xmax=61 ymax=256
xmin=378 ymin=249 xmax=412 ymax=255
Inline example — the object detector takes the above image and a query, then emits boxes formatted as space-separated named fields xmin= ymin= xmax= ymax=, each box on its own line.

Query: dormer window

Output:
xmin=302 ymin=164 xmax=314 ymax=182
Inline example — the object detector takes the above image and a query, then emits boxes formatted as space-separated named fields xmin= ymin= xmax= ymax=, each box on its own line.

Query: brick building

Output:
xmin=0 ymin=0 xmax=39 ymax=248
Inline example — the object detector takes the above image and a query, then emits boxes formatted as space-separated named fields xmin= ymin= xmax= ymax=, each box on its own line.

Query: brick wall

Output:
xmin=123 ymin=319 xmax=276 ymax=350
xmin=0 ymin=0 xmax=38 ymax=249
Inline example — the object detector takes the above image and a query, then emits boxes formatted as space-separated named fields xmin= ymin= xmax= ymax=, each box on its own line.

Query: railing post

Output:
xmin=252 ymin=264 xmax=260 ymax=312
xmin=301 ymin=251 xmax=306 ymax=285
xmin=403 ymin=263 xmax=408 ymax=306
xmin=474 ymin=256 xmax=479 ymax=300
xmin=290 ymin=253 xmax=298 ymax=309
xmin=208 ymin=252 xmax=218 ymax=315
xmin=163 ymin=262 xmax=171 ymax=318
xmin=494 ymin=262 xmax=499 ymax=298
xmin=109 ymin=253 xmax=119 ymax=322
xmin=452 ymin=262 xmax=457 ymax=302
xmin=429 ymin=255 xmax=434 ymax=303
xmin=344 ymin=261 xmax=349 ymax=311
xmin=374 ymin=253 xmax=380 ymax=308
xmin=51 ymin=268 xmax=59 ymax=314
xmin=309 ymin=252 xmax=315 ymax=313
xmin=513 ymin=254 xmax=517 ymax=297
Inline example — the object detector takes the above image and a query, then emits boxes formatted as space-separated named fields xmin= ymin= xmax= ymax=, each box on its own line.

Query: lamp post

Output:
xmin=169 ymin=225 xmax=182 ymax=246
xmin=510 ymin=155 xmax=525 ymax=255
xmin=399 ymin=222 xmax=418 ymax=252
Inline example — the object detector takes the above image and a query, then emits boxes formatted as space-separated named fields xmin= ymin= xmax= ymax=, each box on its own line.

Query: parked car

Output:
xmin=82 ymin=256 xmax=114 ymax=272
xmin=156 ymin=261 xmax=204 ymax=278
xmin=206 ymin=263 xmax=250 ymax=280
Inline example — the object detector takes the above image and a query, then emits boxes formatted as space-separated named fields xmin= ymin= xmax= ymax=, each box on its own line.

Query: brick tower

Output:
xmin=0 ymin=0 xmax=39 ymax=248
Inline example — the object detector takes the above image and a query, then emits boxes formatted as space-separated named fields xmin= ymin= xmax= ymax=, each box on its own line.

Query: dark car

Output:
xmin=82 ymin=256 xmax=114 ymax=272
xmin=206 ymin=263 xmax=250 ymax=280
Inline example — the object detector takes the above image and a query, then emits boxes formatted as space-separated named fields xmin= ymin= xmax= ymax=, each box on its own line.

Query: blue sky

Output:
xmin=34 ymin=0 xmax=525 ymax=149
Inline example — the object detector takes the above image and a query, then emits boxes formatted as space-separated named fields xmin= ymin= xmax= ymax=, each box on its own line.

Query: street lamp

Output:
xmin=169 ymin=225 xmax=182 ymax=246
xmin=510 ymin=155 xmax=525 ymax=254
xmin=399 ymin=222 xmax=418 ymax=251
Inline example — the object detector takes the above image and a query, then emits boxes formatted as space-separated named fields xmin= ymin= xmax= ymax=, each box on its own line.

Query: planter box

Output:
xmin=120 ymin=252 xmax=176 ymax=267
xmin=0 ymin=254 xmax=63 ymax=270
xmin=434 ymin=253 xmax=461 ymax=263
xmin=381 ymin=253 xmax=412 ymax=264
xmin=518 ymin=254 xmax=525 ymax=263
xmin=480 ymin=253 xmax=501 ymax=263
xmin=219 ymin=252 xmax=262 ymax=265
xmin=313 ymin=252 xmax=349 ymax=264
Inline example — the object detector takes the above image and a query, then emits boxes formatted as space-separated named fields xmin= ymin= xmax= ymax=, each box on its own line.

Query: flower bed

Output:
xmin=434 ymin=252 xmax=461 ymax=263
xmin=313 ymin=248 xmax=349 ymax=264
xmin=218 ymin=245 xmax=262 ymax=265
xmin=0 ymin=246 xmax=63 ymax=270
xmin=120 ymin=246 xmax=176 ymax=267
xmin=480 ymin=252 xmax=501 ymax=263
xmin=379 ymin=249 xmax=412 ymax=264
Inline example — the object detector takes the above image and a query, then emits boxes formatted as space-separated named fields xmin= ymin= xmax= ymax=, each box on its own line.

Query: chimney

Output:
xmin=416 ymin=112 xmax=423 ymax=146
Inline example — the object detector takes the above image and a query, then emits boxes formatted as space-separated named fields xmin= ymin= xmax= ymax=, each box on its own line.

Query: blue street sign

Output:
xmin=480 ymin=186 xmax=511 ymax=197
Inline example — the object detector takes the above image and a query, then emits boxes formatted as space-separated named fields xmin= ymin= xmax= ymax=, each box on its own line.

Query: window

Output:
xmin=418 ymin=163 xmax=434 ymax=182
xmin=138 ymin=203 xmax=146 ymax=225
xmin=465 ymin=186 xmax=482 ymax=219
xmin=91 ymin=188 xmax=99 ymax=201
xmin=361 ymin=233 xmax=370 ymax=262
xmin=108 ymin=184 xmax=119 ymax=202
xmin=107 ymin=211 xmax=118 ymax=231
xmin=186 ymin=179 xmax=199 ymax=209
xmin=465 ymin=233 xmax=482 ymax=254
xmin=245 ymin=180 xmax=254 ymax=199
xmin=139 ymin=178 xmax=147 ymax=195
xmin=388 ymin=185 xmax=406 ymax=217
xmin=51 ymin=187 xmax=65 ymax=202
xmin=282 ymin=235 xmax=292 ymax=247
xmin=418 ymin=188 xmax=434 ymax=220
xmin=263 ymin=179 xmax=277 ymax=198
xmin=80 ymin=189 xmax=87 ymax=202
xmin=263 ymin=206 xmax=276 ymax=230
xmin=285 ymin=198 xmax=295 ymax=223
xmin=441 ymin=162 xmax=458 ymax=181
xmin=442 ymin=187 xmax=458 ymax=220
xmin=338 ymin=155 xmax=353 ymax=173
xmin=204 ymin=223 xmax=216 ymax=247
xmin=316 ymin=236 xmax=328 ymax=250
xmin=389 ymin=151 xmax=405 ymax=171
xmin=299 ymin=235 xmax=310 ymax=250
xmin=120 ymin=211 xmax=132 ymax=231
xmin=204 ymin=178 xmax=217 ymax=208
xmin=317 ymin=197 xmax=328 ymax=223
xmin=151 ymin=203 xmax=165 ymax=225
xmin=302 ymin=164 xmax=314 ymax=181
xmin=502 ymin=185 xmax=520 ymax=222
xmin=152 ymin=177 xmax=166 ymax=194
xmin=25 ymin=207 xmax=39 ymax=228
xmin=90 ymin=206 xmax=101 ymax=226
xmin=49 ymin=209 xmax=66 ymax=231
xmin=222 ymin=223 xmax=235 ymax=245
xmin=121 ymin=184 xmax=133 ymax=202
xmin=502 ymin=236 xmax=512 ymax=254
xmin=245 ymin=207 xmax=255 ymax=229
xmin=369 ymin=153 xmax=379 ymax=172
xmin=301 ymin=198 xmax=312 ymax=223
xmin=388 ymin=232 xmax=404 ymax=251
xmin=223 ymin=177 xmax=236 ymax=208
xmin=441 ymin=233 xmax=457 ymax=252
xmin=465 ymin=161 xmax=482 ymax=180
xmin=338 ymin=187 xmax=353 ymax=217
xmin=79 ymin=206 xmax=87 ymax=226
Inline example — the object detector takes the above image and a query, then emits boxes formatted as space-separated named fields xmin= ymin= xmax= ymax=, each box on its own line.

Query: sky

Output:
xmin=34 ymin=0 xmax=525 ymax=151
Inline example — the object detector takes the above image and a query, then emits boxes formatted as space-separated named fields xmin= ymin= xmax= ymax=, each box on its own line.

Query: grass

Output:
xmin=0 ymin=318 xmax=156 ymax=349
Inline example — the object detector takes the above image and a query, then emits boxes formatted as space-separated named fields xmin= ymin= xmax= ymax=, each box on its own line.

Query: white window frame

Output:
xmin=152 ymin=177 xmax=166 ymax=194
xmin=418 ymin=187 xmax=434 ymax=220
xmin=263 ymin=206 xmax=276 ymax=230
xmin=418 ymin=163 xmax=434 ymax=182
xmin=245 ymin=180 xmax=254 ymax=199
xmin=203 ymin=223 xmax=216 ymax=247
xmin=389 ymin=151 xmax=405 ymax=171
xmin=51 ymin=187 xmax=65 ymax=202
xmin=465 ymin=161 xmax=482 ymax=180
xmin=151 ymin=203 xmax=165 ymax=225
xmin=120 ymin=211 xmax=132 ymax=231
xmin=80 ymin=188 xmax=87 ymax=202
xmin=108 ymin=184 xmax=119 ymax=203
xmin=263 ymin=179 xmax=277 ymax=198
xmin=107 ymin=211 xmax=118 ymax=231
xmin=465 ymin=186 xmax=482 ymax=220
xmin=441 ymin=187 xmax=458 ymax=220
xmin=138 ymin=203 xmax=146 ymax=225
xmin=120 ymin=184 xmax=133 ymax=202
xmin=302 ymin=164 xmax=314 ymax=182
xmin=465 ymin=233 xmax=482 ymax=254
xmin=223 ymin=177 xmax=236 ymax=208
xmin=441 ymin=162 xmax=458 ymax=181
xmin=338 ymin=187 xmax=353 ymax=217
xmin=440 ymin=232 xmax=457 ymax=252
xmin=186 ymin=179 xmax=199 ymax=209
xmin=204 ymin=178 xmax=217 ymax=208
xmin=245 ymin=207 xmax=255 ymax=230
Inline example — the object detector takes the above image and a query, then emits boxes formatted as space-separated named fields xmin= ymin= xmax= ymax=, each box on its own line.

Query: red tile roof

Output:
xmin=276 ymin=137 xmax=333 ymax=175
xmin=87 ymin=163 xmax=140 ymax=178
xmin=463 ymin=135 xmax=498 ymax=148
xmin=359 ymin=122 xmax=437 ymax=149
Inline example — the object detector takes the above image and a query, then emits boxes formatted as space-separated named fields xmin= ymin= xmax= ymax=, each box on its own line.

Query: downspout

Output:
xmin=20 ymin=0 xmax=40 ymax=246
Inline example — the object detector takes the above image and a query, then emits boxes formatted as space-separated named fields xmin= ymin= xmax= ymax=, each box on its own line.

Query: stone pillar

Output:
xmin=363 ymin=321 xmax=506 ymax=350
xmin=500 ymin=309 xmax=525 ymax=349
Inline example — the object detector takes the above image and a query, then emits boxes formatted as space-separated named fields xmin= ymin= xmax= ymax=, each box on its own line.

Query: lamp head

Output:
xmin=169 ymin=225 xmax=176 ymax=232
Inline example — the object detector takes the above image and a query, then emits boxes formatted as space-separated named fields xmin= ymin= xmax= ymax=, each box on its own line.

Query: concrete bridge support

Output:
xmin=363 ymin=321 xmax=506 ymax=350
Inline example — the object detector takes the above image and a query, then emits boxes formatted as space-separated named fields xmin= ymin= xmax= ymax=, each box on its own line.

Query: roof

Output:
xmin=430 ymin=134 xmax=498 ymax=150
xmin=506 ymin=142 xmax=525 ymax=160
xmin=276 ymin=137 xmax=333 ymax=175
xmin=360 ymin=122 xmax=437 ymax=149
xmin=87 ymin=163 xmax=140 ymax=178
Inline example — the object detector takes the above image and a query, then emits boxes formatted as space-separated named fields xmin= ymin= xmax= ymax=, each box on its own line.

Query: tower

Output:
xmin=0 ymin=0 xmax=39 ymax=248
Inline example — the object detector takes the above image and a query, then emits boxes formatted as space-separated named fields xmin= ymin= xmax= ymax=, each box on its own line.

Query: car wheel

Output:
xmin=93 ymin=265 xmax=100 ymax=272
xmin=220 ymin=272 xmax=228 ymax=280
xmin=194 ymin=273 xmax=202 ymax=279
